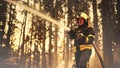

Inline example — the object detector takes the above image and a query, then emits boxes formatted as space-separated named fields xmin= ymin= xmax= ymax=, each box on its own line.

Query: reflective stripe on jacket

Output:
xmin=80 ymin=44 xmax=92 ymax=51
xmin=73 ymin=44 xmax=92 ymax=52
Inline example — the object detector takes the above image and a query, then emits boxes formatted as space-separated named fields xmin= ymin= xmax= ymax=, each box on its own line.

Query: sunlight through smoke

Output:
xmin=6 ymin=0 xmax=70 ymax=31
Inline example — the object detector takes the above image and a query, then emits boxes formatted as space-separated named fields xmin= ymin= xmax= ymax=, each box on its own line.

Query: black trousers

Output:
xmin=75 ymin=49 xmax=92 ymax=68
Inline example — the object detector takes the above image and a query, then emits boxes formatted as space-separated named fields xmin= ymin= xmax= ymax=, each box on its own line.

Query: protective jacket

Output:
xmin=69 ymin=26 xmax=95 ymax=52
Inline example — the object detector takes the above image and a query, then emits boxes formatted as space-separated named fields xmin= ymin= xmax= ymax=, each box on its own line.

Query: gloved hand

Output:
xmin=68 ymin=29 xmax=76 ymax=39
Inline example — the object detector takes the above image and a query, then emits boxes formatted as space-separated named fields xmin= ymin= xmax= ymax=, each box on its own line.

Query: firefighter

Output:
xmin=68 ymin=12 xmax=95 ymax=68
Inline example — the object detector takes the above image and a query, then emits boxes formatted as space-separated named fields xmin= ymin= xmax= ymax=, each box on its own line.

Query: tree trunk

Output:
xmin=0 ymin=0 xmax=7 ymax=47
xmin=65 ymin=35 xmax=69 ymax=68
xmin=117 ymin=0 xmax=120 ymax=34
xmin=0 ymin=0 xmax=9 ymax=59
xmin=92 ymin=0 xmax=102 ymax=68
xmin=101 ymin=0 xmax=114 ymax=68
xmin=42 ymin=22 xmax=46 ymax=68
xmin=20 ymin=0 xmax=29 ymax=67
xmin=114 ymin=0 xmax=120 ymax=68
xmin=53 ymin=0 xmax=59 ymax=67
xmin=48 ymin=22 xmax=52 ymax=68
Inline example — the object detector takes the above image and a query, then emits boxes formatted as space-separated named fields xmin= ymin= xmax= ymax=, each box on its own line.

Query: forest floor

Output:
xmin=0 ymin=57 xmax=21 ymax=68
xmin=0 ymin=54 xmax=102 ymax=68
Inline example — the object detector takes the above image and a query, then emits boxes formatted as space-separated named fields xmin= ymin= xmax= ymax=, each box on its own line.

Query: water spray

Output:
xmin=6 ymin=0 xmax=70 ymax=31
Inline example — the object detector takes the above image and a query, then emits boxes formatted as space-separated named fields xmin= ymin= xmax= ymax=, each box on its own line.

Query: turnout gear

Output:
xmin=69 ymin=26 xmax=95 ymax=51
xmin=69 ymin=13 xmax=95 ymax=68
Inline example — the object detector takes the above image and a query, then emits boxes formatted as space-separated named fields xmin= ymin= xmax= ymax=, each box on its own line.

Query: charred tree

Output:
xmin=41 ymin=21 xmax=46 ymax=68
xmin=0 ymin=0 xmax=7 ymax=48
xmin=53 ymin=0 xmax=59 ymax=68
xmin=92 ymin=0 xmax=102 ymax=68
xmin=0 ymin=0 xmax=8 ymax=59
xmin=114 ymin=0 xmax=120 ymax=68
xmin=101 ymin=0 xmax=114 ymax=68
xmin=117 ymin=0 xmax=120 ymax=35
xmin=92 ymin=0 xmax=99 ymax=48
xmin=20 ymin=0 xmax=29 ymax=68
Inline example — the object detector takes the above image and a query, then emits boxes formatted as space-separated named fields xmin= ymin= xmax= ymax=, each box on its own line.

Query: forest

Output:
xmin=0 ymin=0 xmax=120 ymax=68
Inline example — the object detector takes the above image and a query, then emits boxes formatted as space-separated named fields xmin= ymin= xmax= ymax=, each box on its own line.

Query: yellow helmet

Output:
xmin=79 ymin=12 xmax=89 ymax=20
xmin=76 ymin=12 xmax=90 ymax=27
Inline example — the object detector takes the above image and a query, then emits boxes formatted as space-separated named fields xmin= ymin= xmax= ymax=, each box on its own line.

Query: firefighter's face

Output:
xmin=77 ymin=18 xmax=85 ymax=26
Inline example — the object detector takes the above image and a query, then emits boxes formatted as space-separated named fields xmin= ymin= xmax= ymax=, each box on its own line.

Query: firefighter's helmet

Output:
xmin=76 ymin=12 xmax=89 ymax=26
xmin=77 ymin=12 xmax=89 ymax=19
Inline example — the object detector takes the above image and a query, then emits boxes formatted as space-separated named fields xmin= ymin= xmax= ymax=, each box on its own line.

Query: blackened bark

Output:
xmin=101 ymin=0 xmax=114 ymax=68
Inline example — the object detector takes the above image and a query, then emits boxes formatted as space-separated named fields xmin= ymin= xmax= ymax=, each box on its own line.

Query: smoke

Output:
xmin=6 ymin=0 xmax=70 ymax=31
xmin=57 ymin=61 xmax=65 ymax=68
xmin=57 ymin=60 xmax=74 ymax=68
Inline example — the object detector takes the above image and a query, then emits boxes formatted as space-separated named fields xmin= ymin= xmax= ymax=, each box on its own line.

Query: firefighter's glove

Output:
xmin=68 ymin=29 xmax=75 ymax=39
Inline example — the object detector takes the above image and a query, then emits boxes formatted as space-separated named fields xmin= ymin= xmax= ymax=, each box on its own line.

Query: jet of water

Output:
xmin=6 ymin=0 xmax=70 ymax=31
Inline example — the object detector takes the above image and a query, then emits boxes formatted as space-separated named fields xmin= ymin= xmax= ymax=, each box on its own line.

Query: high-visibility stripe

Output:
xmin=86 ymin=37 xmax=89 ymax=43
xmin=80 ymin=44 xmax=92 ymax=51
xmin=86 ymin=34 xmax=95 ymax=43
xmin=73 ymin=46 xmax=76 ymax=52
xmin=88 ymin=34 xmax=95 ymax=38
xmin=73 ymin=44 xmax=92 ymax=52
